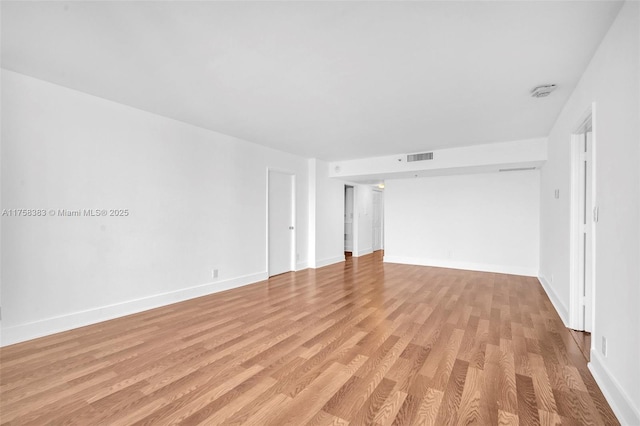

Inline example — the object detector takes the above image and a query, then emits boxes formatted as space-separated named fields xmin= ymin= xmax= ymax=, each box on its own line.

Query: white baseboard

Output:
xmin=537 ymin=275 xmax=569 ymax=327
xmin=383 ymin=255 xmax=537 ymax=277
xmin=314 ymin=256 xmax=345 ymax=269
xmin=296 ymin=261 xmax=309 ymax=271
xmin=589 ymin=350 xmax=640 ymax=426
xmin=0 ymin=271 xmax=268 ymax=347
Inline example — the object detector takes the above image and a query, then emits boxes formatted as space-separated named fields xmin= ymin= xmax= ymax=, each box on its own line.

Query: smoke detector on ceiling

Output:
xmin=531 ymin=84 xmax=557 ymax=98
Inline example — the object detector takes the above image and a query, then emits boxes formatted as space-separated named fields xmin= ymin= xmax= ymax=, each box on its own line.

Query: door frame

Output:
xmin=266 ymin=168 xmax=296 ymax=277
xmin=569 ymin=103 xmax=597 ymax=333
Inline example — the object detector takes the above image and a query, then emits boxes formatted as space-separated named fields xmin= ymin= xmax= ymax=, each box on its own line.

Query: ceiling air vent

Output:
xmin=531 ymin=84 xmax=557 ymax=98
xmin=499 ymin=167 xmax=537 ymax=172
xmin=407 ymin=152 xmax=433 ymax=162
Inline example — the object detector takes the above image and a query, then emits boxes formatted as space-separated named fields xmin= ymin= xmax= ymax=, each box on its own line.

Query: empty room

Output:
xmin=1 ymin=1 xmax=639 ymax=425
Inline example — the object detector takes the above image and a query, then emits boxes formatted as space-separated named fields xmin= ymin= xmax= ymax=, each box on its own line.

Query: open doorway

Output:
xmin=372 ymin=189 xmax=384 ymax=253
xmin=569 ymin=107 xmax=595 ymax=347
xmin=344 ymin=185 xmax=354 ymax=255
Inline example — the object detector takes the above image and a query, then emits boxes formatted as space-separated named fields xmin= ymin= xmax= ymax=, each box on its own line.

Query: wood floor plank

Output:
xmin=412 ymin=387 xmax=444 ymax=426
xmin=265 ymin=355 xmax=368 ymax=426
xmin=305 ymin=410 xmax=349 ymax=426
xmin=516 ymin=373 xmax=541 ymax=425
xmin=0 ymin=252 xmax=619 ymax=425
xmin=372 ymin=389 xmax=408 ymax=426
xmin=498 ymin=408 xmax=520 ymax=425
xmin=529 ymin=352 xmax=558 ymax=414
xmin=455 ymin=366 xmax=483 ymax=425
xmin=433 ymin=358 xmax=469 ymax=425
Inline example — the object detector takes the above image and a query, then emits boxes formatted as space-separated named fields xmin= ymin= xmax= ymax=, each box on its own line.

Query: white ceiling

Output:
xmin=1 ymin=1 xmax=623 ymax=161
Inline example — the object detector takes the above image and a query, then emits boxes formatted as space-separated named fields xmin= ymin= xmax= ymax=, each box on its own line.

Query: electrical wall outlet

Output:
xmin=212 ymin=268 xmax=219 ymax=280
xmin=602 ymin=336 xmax=608 ymax=357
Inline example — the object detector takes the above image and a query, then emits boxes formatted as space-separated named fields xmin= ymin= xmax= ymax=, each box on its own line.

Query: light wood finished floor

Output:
xmin=0 ymin=252 xmax=618 ymax=425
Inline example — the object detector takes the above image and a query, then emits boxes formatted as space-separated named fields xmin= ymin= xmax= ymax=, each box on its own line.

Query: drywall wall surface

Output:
xmin=539 ymin=2 xmax=639 ymax=423
xmin=353 ymin=184 xmax=374 ymax=257
xmin=1 ymin=70 xmax=310 ymax=345
xmin=329 ymin=138 xmax=547 ymax=180
xmin=385 ymin=170 xmax=540 ymax=276
xmin=312 ymin=159 xmax=345 ymax=267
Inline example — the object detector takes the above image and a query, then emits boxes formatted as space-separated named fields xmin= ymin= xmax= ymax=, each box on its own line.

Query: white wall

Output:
xmin=385 ymin=171 xmax=540 ymax=276
xmin=353 ymin=184 xmax=374 ymax=257
xmin=308 ymin=159 xmax=344 ymax=268
xmin=539 ymin=2 xmax=640 ymax=423
xmin=1 ymin=70 xmax=309 ymax=345
xmin=329 ymin=138 xmax=547 ymax=181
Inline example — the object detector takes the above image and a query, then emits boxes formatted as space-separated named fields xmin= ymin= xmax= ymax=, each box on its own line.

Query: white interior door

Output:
xmin=268 ymin=171 xmax=294 ymax=277
xmin=344 ymin=186 xmax=354 ymax=252
xmin=372 ymin=190 xmax=383 ymax=251
xmin=570 ymin=111 xmax=596 ymax=334
xmin=581 ymin=131 xmax=594 ymax=332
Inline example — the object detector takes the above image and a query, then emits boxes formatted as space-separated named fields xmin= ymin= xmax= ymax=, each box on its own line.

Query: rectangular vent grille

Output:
xmin=498 ymin=167 xmax=537 ymax=172
xmin=407 ymin=152 xmax=433 ymax=162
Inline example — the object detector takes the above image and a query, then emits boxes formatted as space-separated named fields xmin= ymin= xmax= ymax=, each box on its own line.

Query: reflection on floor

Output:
xmin=569 ymin=329 xmax=591 ymax=361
